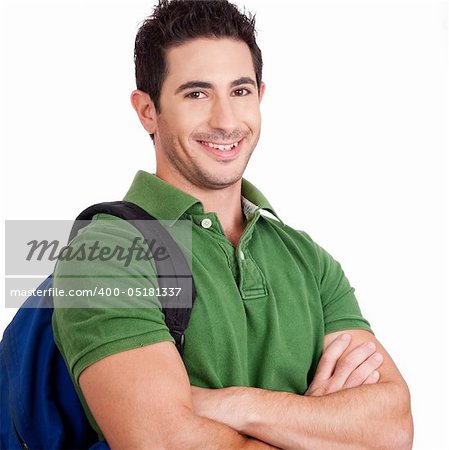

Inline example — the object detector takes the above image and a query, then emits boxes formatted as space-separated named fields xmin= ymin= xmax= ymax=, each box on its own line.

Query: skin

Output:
xmin=80 ymin=37 xmax=413 ymax=449
xmin=190 ymin=329 xmax=413 ymax=449
xmin=131 ymin=37 xmax=265 ymax=246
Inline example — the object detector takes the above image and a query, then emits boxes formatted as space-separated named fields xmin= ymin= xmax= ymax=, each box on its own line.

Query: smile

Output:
xmin=198 ymin=140 xmax=240 ymax=152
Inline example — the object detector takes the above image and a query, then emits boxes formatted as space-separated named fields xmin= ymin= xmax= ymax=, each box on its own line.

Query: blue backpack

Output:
xmin=1 ymin=201 xmax=196 ymax=449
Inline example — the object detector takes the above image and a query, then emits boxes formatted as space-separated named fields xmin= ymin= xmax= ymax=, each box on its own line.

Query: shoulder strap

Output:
xmin=68 ymin=200 xmax=196 ymax=355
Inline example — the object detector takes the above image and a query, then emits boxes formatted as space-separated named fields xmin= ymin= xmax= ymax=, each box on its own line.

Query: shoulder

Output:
xmin=70 ymin=212 xmax=143 ymax=245
xmin=53 ymin=212 xmax=158 ymax=286
xmin=258 ymin=214 xmax=326 ymax=264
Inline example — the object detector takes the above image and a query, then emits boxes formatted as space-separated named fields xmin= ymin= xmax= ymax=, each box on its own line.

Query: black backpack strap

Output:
xmin=68 ymin=200 xmax=196 ymax=356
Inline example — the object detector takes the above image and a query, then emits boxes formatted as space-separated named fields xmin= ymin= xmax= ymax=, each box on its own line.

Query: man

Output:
xmin=52 ymin=0 xmax=413 ymax=448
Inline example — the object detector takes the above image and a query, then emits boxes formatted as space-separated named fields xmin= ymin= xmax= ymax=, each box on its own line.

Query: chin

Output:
xmin=195 ymin=170 xmax=244 ymax=190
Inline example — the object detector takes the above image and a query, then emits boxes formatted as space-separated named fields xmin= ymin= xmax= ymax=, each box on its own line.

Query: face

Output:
xmin=151 ymin=38 xmax=265 ymax=191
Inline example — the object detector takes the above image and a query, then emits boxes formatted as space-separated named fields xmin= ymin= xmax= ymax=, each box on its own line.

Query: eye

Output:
xmin=185 ymin=91 xmax=206 ymax=99
xmin=233 ymin=88 xmax=251 ymax=96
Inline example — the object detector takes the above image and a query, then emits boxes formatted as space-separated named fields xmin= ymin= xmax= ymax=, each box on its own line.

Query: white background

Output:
xmin=1 ymin=0 xmax=448 ymax=448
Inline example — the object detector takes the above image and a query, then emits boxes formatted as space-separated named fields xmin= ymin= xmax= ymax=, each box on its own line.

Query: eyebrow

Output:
xmin=174 ymin=76 xmax=257 ymax=95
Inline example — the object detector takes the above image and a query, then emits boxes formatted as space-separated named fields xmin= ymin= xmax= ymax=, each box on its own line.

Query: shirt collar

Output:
xmin=124 ymin=170 xmax=199 ymax=226
xmin=241 ymin=178 xmax=283 ymax=224
xmin=124 ymin=170 xmax=283 ymax=226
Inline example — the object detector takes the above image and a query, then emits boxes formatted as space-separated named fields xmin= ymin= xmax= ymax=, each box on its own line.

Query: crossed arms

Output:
xmin=79 ymin=329 xmax=413 ymax=449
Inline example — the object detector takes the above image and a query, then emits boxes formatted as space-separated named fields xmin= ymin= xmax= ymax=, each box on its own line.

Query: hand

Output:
xmin=305 ymin=333 xmax=383 ymax=396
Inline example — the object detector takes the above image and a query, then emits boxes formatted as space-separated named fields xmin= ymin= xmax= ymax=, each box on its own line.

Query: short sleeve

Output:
xmin=52 ymin=214 xmax=175 ymax=386
xmin=300 ymin=232 xmax=374 ymax=336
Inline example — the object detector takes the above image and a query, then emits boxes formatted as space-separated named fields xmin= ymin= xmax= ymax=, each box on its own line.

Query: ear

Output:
xmin=130 ymin=89 xmax=158 ymax=135
xmin=258 ymin=81 xmax=266 ymax=103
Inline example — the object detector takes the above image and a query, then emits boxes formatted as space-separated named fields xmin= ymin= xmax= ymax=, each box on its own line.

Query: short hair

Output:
xmin=134 ymin=0 xmax=263 ymax=116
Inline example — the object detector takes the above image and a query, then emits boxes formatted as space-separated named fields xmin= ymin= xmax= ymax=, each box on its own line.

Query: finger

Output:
xmin=313 ymin=334 xmax=352 ymax=382
xmin=363 ymin=370 xmax=380 ymax=385
xmin=325 ymin=341 xmax=377 ymax=390
xmin=343 ymin=352 xmax=384 ymax=389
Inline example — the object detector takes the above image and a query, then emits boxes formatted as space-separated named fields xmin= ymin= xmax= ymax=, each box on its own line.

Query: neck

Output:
xmin=201 ymin=186 xmax=246 ymax=248
xmin=155 ymin=168 xmax=246 ymax=247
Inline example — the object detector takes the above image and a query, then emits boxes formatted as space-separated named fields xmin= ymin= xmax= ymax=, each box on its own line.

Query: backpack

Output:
xmin=0 ymin=200 xmax=196 ymax=450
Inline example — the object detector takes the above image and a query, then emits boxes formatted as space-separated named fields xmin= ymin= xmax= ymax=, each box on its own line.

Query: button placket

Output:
xmin=237 ymin=247 xmax=268 ymax=300
xmin=235 ymin=217 xmax=267 ymax=299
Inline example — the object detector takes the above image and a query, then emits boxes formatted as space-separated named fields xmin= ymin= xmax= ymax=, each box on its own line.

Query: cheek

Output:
xmin=165 ymin=104 xmax=205 ymax=139
xmin=241 ymin=105 xmax=261 ymax=132
xmin=158 ymin=112 xmax=187 ymax=143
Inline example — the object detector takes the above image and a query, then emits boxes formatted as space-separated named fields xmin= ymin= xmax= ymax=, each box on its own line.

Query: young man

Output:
xmin=52 ymin=1 xmax=413 ymax=448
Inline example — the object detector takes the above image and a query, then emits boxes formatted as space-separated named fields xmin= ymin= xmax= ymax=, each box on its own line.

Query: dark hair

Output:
xmin=134 ymin=0 xmax=263 ymax=116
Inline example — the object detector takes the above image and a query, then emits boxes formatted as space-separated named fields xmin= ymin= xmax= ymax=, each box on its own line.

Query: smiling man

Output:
xmin=52 ymin=1 xmax=413 ymax=448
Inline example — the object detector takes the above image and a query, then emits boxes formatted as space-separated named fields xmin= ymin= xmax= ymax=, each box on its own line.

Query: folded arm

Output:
xmin=191 ymin=329 xmax=413 ymax=450
xmin=79 ymin=341 xmax=280 ymax=449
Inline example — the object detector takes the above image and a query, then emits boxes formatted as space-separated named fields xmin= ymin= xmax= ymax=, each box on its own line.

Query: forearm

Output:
xmin=210 ymin=383 xmax=412 ymax=450
xmin=166 ymin=409 xmax=280 ymax=450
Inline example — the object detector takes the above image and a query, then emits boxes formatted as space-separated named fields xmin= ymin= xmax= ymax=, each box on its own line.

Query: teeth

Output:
xmin=200 ymin=141 xmax=239 ymax=151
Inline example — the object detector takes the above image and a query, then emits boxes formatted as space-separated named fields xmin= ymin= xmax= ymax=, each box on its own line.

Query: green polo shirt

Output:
xmin=52 ymin=170 xmax=372 ymax=439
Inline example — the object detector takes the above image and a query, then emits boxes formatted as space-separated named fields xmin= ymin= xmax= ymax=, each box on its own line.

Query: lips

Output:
xmin=199 ymin=140 xmax=239 ymax=151
xmin=197 ymin=138 xmax=243 ymax=159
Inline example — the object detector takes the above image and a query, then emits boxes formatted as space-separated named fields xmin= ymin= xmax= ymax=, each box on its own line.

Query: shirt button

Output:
xmin=201 ymin=218 xmax=212 ymax=229
xmin=239 ymin=250 xmax=245 ymax=260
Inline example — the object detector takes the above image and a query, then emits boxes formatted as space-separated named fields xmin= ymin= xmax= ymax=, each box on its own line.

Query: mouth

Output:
xmin=196 ymin=138 xmax=243 ymax=159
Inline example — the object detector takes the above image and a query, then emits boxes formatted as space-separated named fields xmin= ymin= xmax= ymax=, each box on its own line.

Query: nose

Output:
xmin=208 ymin=96 xmax=239 ymax=134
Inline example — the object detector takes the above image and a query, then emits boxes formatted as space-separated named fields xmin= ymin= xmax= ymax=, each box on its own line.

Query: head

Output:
xmin=131 ymin=0 xmax=265 ymax=191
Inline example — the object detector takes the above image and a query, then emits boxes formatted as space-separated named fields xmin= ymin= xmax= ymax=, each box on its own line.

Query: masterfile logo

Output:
xmin=5 ymin=219 xmax=192 ymax=309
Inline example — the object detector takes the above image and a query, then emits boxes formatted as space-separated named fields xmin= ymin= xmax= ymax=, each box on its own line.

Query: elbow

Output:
xmin=376 ymin=383 xmax=414 ymax=450
xmin=392 ymin=412 xmax=414 ymax=450
xmin=371 ymin=414 xmax=413 ymax=450
xmin=393 ymin=383 xmax=414 ymax=450
xmin=385 ymin=404 xmax=414 ymax=450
